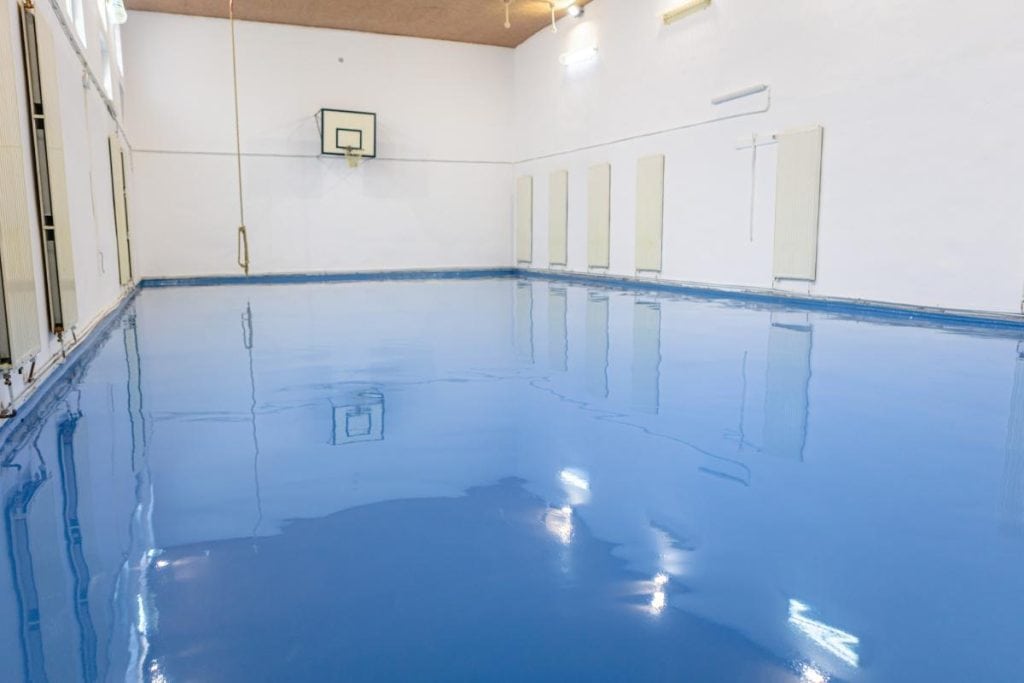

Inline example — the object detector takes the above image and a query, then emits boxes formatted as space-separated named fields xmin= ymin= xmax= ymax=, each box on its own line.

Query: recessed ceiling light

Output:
xmin=567 ymin=3 xmax=584 ymax=18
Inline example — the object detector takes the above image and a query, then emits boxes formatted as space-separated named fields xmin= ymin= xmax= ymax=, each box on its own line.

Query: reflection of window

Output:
xmin=96 ymin=0 xmax=108 ymax=32
xmin=331 ymin=391 xmax=384 ymax=445
xmin=65 ymin=0 xmax=87 ymax=46
xmin=99 ymin=35 xmax=112 ymax=97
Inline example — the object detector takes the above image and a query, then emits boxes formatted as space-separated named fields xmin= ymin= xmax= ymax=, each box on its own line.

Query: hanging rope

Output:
xmin=549 ymin=2 xmax=558 ymax=32
xmin=229 ymin=0 xmax=249 ymax=274
xmin=503 ymin=0 xmax=512 ymax=29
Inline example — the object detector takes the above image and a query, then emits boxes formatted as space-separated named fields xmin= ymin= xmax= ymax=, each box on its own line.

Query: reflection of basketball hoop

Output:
xmin=342 ymin=146 xmax=364 ymax=168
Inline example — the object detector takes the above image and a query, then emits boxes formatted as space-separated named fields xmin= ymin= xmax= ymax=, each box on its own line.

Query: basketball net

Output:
xmin=343 ymin=146 xmax=364 ymax=169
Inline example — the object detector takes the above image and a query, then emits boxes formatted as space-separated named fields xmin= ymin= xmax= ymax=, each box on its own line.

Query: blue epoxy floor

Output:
xmin=1 ymin=278 xmax=1023 ymax=682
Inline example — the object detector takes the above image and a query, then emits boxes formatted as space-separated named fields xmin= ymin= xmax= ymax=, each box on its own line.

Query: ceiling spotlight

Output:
xmin=567 ymin=3 xmax=583 ymax=18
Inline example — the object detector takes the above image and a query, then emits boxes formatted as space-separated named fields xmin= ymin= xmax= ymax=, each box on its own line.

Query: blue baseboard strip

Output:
xmin=139 ymin=268 xmax=518 ymax=288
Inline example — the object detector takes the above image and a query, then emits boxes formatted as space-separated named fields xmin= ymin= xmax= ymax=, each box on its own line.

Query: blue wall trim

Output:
xmin=139 ymin=268 xmax=518 ymax=288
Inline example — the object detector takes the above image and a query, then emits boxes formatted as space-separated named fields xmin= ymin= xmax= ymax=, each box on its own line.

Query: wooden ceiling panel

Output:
xmin=124 ymin=0 xmax=594 ymax=48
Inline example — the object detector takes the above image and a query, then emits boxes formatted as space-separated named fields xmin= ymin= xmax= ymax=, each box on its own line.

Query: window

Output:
xmin=112 ymin=23 xmax=123 ymax=74
xmin=19 ymin=6 xmax=67 ymax=333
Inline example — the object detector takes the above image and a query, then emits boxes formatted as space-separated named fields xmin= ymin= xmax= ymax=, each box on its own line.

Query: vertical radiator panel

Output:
xmin=773 ymin=126 xmax=823 ymax=281
xmin=35 ymin=15 xmax=77 ymax=327
xmin=0 ymin=6 xmax=40 ymax=366
xmin=635 ymin=155 xmax=665 ymax=273
xmin=548 ymin=170 xmax=568 ymax=266
xmin=515 ymin=175 xmax=533 ymax=264
xmin=109 ymin=136 xmax=132 ymax=284
xmin=587 ymin=163 xmax=611 ymax=268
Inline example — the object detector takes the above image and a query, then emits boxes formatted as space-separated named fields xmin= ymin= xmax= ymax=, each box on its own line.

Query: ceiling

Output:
xmin=124 ymin=0 xmax=594 ymax=48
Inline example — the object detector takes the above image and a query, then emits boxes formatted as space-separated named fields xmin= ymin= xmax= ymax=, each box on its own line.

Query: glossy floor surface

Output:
xmin=1 ymin=278 xmax=1023 ymax=682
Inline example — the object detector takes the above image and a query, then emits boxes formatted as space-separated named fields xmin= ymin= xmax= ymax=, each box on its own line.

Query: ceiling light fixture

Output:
xmin=567 ymin=3 xmax=583 ymax=18
xmin=662 ymin=0 xmax=711 ymax=25
xmin=503 ymin=0 xmax=512 ymax=29
xmin=549 ymin=2 xmax=558 ymax=33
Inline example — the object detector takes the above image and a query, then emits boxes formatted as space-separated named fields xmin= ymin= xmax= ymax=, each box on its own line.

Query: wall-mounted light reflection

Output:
xmin=652 ymin=525 xmax=688 ymax=577
xmin=788 ymin=599 xmax=860 ymax=668
xmin=648 ymin=573 xmax=669 ymax=615
xmin=559 ymin=469 xmax=589 ymax=491
xmin=544 ymin=506 xmax=574 ymax=545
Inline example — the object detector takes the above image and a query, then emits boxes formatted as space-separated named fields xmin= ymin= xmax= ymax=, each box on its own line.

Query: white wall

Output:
xmin=123 ymin=12 xmax=515 ymax=278
xmin=513 ymin=0 xmax=1024 ymax=314
xmin=122 ymin=0 xmax=1024 ymax=315
xmin=2 ymin=0 xmax=129 ymax=402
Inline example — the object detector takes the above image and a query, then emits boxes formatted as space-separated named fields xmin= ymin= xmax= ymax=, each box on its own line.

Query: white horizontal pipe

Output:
xmin=712 ymin=84 xmax=769 ymax=105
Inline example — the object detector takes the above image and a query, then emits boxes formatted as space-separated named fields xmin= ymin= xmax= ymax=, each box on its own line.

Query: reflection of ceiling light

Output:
xmin=800 ymin=665 xmax=829 ymax=683
xmin=559 ymin=45 xmax=598 ymax=66
xmin=649 ymin=574 xmax=669 ymax=614
xmin=650 ymin=590 xmax=666 ymax=613
xmin=545 ymin=506 xmax=573 ymax=545
xmin=789 ymin=600 xmax=860 ymax=668
xmin=559 ymin=469 xmax=589 ymax=490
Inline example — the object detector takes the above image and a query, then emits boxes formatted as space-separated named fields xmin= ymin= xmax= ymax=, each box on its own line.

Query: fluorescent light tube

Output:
xmin=662 ymin=0 xmax=711 ymax=25
xmin=559 ymin=45 xmax=598 ymax=66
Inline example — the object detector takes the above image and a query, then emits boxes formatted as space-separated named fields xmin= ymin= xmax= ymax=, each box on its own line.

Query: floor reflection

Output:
xmin=4 ymin=450 xmax=50 ymax=683
xmin=762 ymin=313 xmax=813 ymax=461
xmin=585 ymin=291 xmax=610 ymax=399
xmin=0 ymin=278 xmax=1021 ymax=682
xmin=144 ymin=479 xmax=797 ymax=683
xmin=1001 ymin=341 xmax=1024 ymax=534
xmin=547 ymin=286 xmax=568 ymax=372
xmin=632 ymin=301 xmax=661 ymax=414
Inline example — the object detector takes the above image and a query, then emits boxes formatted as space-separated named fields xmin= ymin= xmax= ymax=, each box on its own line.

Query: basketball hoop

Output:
xmin=342 ymin=146 xmax=364 ymax=168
